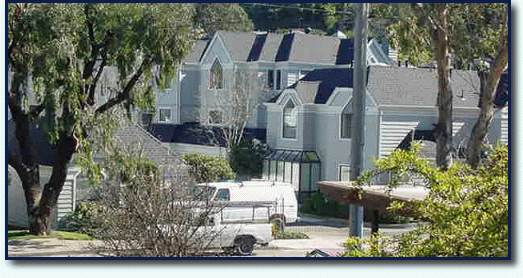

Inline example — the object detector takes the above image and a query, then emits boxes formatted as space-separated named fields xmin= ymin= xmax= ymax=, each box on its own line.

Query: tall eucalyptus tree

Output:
xmin=8 ymin=3 xmax=196 ymax=234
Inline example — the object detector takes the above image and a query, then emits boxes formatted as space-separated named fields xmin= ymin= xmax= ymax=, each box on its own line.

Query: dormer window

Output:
xmin=340 ymin=101 xmax=353 ymax=139
xmin=209 ymin=59 xmax=223 ymax=89
xmin=283 ymin=100 xmax=297 ymax=138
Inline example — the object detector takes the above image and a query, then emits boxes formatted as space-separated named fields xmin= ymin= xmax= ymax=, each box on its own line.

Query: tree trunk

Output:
xmin=7 ymin=120 xmax=44 ymax=234
xmin=8 ymin=116 xmax=76 ymax=234
xmin=8 ymin=73 xmax=47 ymax=234
xmin=466 ymin=35 xmax=508 ymax=169
xmin=36 ymin=131 xmax=77 ymax=234
xmin=466 ymin=72 xmax=494 ymax=169
xmin=434 ymin=4 xmax=453 ymax=170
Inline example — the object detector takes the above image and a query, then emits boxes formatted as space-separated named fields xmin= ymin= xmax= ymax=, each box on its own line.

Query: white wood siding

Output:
xmin=379 ymin=121 xmax=418 ymax=158
xmin=501 ymin=107 xmax=509 ymax=145
xmin=452 ymin=122 xmax=465 ymax=136
xmin=54 ymin=168 xmax=80 ymax=224
xmin=287 ymin=72 xmax=298 ymax=87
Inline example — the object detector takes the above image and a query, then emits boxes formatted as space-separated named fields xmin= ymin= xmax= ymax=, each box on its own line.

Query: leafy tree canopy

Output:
xmin=7 ymin=3 xmax=197 ymax=234
xmin=195 ymin=3 xmax=253 ymax=36
xmin=182 ymin=154 xmax=235 ymax=183
xmin=371 ymin=3 xmax=508 ymax=67
xmin=344 ymin=143 xmax=508 ymax=257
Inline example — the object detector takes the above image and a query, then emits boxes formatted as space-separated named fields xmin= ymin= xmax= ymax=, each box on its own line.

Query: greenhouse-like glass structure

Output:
xmin=262 ymin=149 xmax=321 ymax=203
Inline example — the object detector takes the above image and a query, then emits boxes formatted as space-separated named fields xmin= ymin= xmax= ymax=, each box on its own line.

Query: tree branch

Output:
xmin=28 ymin=104 xmax=45 ymax=118
xmin=480 ymin=32 xmax=508 ymax=108
xmin=7 ymin=91 xmax=26 ymax=119
xmin=87 ymin=51 xmax=108 ymax=105
xmin=95 ymin=57 xmax=152 ymax=114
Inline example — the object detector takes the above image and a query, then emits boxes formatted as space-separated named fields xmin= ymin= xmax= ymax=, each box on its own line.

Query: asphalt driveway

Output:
xmin=251 ymin=215 xmax=419 ymax=257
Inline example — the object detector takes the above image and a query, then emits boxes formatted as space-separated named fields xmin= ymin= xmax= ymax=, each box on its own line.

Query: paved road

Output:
xmin=8 ymin=238 xmax=100 ymax=257
xmin=7 ymin=216 xmax=419 ymax=258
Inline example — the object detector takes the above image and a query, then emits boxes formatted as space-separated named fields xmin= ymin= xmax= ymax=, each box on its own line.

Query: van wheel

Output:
xmin=234 ymin=236 xmax=254 ymax=256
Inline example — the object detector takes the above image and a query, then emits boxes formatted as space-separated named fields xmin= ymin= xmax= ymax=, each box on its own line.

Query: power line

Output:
xmin=8 ymin=3 xmax=371 ymax=33
xmin=243 ymin=3 xmax=355 ymax=16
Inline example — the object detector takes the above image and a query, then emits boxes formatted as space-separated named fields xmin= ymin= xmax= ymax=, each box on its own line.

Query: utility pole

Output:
xmin=349 ymin=2 xmax=368 ymax=238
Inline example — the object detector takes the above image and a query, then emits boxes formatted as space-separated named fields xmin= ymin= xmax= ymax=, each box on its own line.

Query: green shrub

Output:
xmin=335 ymin=203 xmax=350 ymax=219
xmin=309 ymin=192 xmax=326 ymax=213
xmin=274 ymin=231 xmax=309 ymax=239
xmin=300 ymin=199 xmax=314 ymax=214
xmin=363 ymin=210 xmax=413 ymax=224
xmin=320 ymin=200 xmax=338 ymax=217
xmin=229 ymin=139 xmax=269 ymax=178
xmin=342 ymin=144 xmax=508 ymax=257
xmin=182 ymin=153 xmax=235 ymax=183
xmin=57 ymin=201 xmax=106 ymax=235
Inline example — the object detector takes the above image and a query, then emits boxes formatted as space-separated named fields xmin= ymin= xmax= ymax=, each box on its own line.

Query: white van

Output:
xmin=195 ymin=181 xmax=298 ymax=224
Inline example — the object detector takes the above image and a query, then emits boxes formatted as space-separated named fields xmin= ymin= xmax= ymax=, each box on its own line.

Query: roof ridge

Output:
xmin=132 ymin=123 xmax=183 ymax=160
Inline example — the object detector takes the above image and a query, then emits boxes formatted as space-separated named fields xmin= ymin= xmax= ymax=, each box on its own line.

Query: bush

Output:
xmin=88 ymin=173 xmax=222 ymax=257
xmin=229 ymin=139 xmax=269 ymax=178
xmin=274 ymin=231 xmax=309 ymax=239
xmin=80 ymin=150 xmax=226 ymax=257
xmin=56 ymin=201 xmax=106 ymax=236
xmin=300 ymin=199 xmax=314 ymax=214
xmin=182 ymin=153 xmax=235 ymax=183
xmin=270 ymin=219 xmax=309 ymax=239
xmin=309 ymin=192 xmax=327 ymax=213
xmin=363 ymin=210 xmax=413 ymax=224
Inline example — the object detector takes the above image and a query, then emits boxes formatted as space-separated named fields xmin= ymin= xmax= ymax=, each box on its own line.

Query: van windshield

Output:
xmin=193 ymin=186 xmax=216 ymax=201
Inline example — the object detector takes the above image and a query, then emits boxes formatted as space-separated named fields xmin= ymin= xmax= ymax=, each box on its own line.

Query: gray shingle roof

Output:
xmin=267 ymin=68 xmax=353 ymax=104
xmin=289 ymin=33 xmax=341 ymax=64
xmin=115 ymin=124 xmax=187 ymax=172
xmin=296 ymin=81 xmax=321 ymax=104
xmin=257 ymin=33 xmax=284 ymax=62
xmin=367 ymin=66 xmax=480 ymax=108
xmin=182 ymin=39 xmax=210 ymax=64
xmin=216 ymin=31 xmax=257 ymax=61
xmin=181 ymin=31 xmax=372 ymax=65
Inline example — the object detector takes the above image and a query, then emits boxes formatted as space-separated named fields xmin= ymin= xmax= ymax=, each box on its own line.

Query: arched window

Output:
xmin=340 ymin=101 xmax=353 ymax=139
xmin=209 ymin=59 xmax=223 ymax=89
xmin=283 ymin=100 xmax=297 ymax=138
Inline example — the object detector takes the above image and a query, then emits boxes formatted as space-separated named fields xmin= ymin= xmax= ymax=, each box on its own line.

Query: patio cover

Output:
xmin=317 ymin=181 xmax=429 ymax=216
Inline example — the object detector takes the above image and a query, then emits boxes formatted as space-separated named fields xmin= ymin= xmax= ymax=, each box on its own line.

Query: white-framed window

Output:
xmin=339 ymin=165 xmax=351 ymax=181
xmin=267 ymin=69 xmax=282 ymax=90
xmin=141 ymin=109 xmax=154 ymax=126
xmin=340 ymin=113 xmax=352 ymax=139
xmin=276 ymin=70 xmax=281 ymax=90
xmin=159 ymin=108 xmax=171 ymax=122
xmin=209 ymin=110 xmax=222 ymax=124
xmin=340 ymin=101 xmax=353 ymax=139
xmin=214 ymin=188 xmax=230 ymax=201
xmin=267 ymin=69 xmax=274 ymax=89
xmin=287 ymin=72 xmax=298 ymax=87
xmin=283 ymin=101 xmax=297 ymax=139
xmin=209 ymin=58 xmax=223 ymax=89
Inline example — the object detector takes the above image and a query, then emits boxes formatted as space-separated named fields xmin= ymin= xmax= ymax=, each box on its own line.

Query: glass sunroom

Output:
xmin=262 ymin=149 xmax=321 ymax=203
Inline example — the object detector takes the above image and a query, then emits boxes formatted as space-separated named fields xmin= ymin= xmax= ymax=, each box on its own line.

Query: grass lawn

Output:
xmin=8 ymin=230 xmax=94 ymax=241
